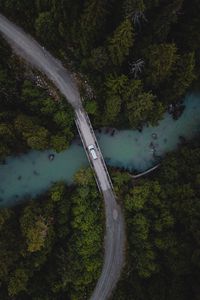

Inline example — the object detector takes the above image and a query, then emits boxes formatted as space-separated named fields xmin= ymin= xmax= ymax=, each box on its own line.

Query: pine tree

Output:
xmin=124 ymin=0 xmax=146 ymax=25
xmin=104 ymin=75 xmax=128 ymax=123
xmin=145 ymin=43 xmax=178 ymax=86
xmin=79 ymin=0 xmax=108 ymax=54
xmin=169 ymin=52 xmax=196 ymax=101
xmin=108 ymin=18 xmax=134 ymax=66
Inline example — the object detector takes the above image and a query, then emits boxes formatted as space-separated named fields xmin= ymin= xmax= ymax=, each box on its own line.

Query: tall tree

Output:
xmin=108 ymin=18 xmax=134 ymax=66
xmin=160 ymin=52 xmax=196 ymax=104
xmin=35 ymin=11 xmax=60 ymax=48
xmin=79 ymin=0 xmax=108 ymax=54
xmin=124 ymin=0 xmax=146 ymax=25
xmin=124 ymin=80 xmax=164 ymax=128
xmin=145 ymin=43 xmax=178 ymax=87
xmin=170 ymin=52 xmax=196 ymax=101
xmin=104 ymin=75 xmax=128 ymax=123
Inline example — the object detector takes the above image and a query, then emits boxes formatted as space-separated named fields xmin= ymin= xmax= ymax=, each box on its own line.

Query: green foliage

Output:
xmin=0 ymin=208 xmax=10 ymax=229
xmin=50 ymin=134 xmax=69 ymax=152
xmin=21 ymin=80 xmax=42 ymax=105
xmin=40 ymin=97 xmax=57 ymax=115
xmin=111 ymin=169 xmax=131 ymax=195
xmin=0 ymin=68 xmax=16 ymax=103
xmin=66 ymin=167 xmax=103 ymax=299
xmin=102 ymin=75 xmax=164 ymax=127
xmin=20 ymin=203 xmax=53 ymax=253
xmin=145 ymin=0 xmax=183 ymax=41
xmin=104 ymin=75 xmax=128 ymax=123
xmin=50 ymin=182 xmax=66 ymax=202
xmin=35 ymin=11 xmax=60 ymax=48
xmin=145 ymin=43 xmax=178 ymax=86
xmin=125 ymin=185 xmax=148 ymax=211
xmin=0 ymin=123 xmax=15 ymax=144
xmin=169 ymin=52 xmax=196 ymax=101
xmin=53 ymin=110 xmax=70 ymax=128
xmin=124 ymin=0 xmax=145 ymax=19
xmin=0 ymin=46 xmax=75 ymax=157
xmin=0 ymin=3 xmax=200 ymax=299
xmin=14 ymin=114 xmax=35 ymax=134
xmin=74 ymin=167 xmax=95 ymax=186
xmin=1 ymin=0 xmax=200 ymax=131
xmin=88 ymin=47 xmax=109 ymax=71
xmin=79 ymin=0 xmax=108 ymax=54
xmin=8 ymin=268 xmax=29 ymax=296
xmin=0 ymin=171 xmax=103 ymax=299
xmin=26 ymin=127 xmax=50 ymax=150
xmin=113 ymin=140 xmax=200 ymax=300
xmin=105 ymin=94 xmax=122 ymax=123
xmin=0 ymin=0 xmax=37 ymax=30
xmin=14 ymin=114 xmax=50 ymax=150
xmin=84 ymin=99 xmax=98 ymax=115
xmin=127 ymin=90 xmax=155 ymax=127
xmin=124 ymin=80 xmax=165 ymax=128
xmin=108 ymin=19 xmax=134 ymax=66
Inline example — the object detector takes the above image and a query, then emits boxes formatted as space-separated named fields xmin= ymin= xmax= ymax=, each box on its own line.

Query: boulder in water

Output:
xmin=111 ymin=129 xmax=115 ymax=136
xmin=49 ymin=154 xmax=55 ymax=161
xmin=152 ymin=133 xmax=158 ymax=140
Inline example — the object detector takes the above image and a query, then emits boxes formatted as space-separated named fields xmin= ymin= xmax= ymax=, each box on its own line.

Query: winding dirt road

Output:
xmin=0 ymin=13 xmax=125 ymax=300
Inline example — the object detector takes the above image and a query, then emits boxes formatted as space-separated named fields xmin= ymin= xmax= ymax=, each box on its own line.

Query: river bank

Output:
xmin=0 ymin=93 xmax=200 ymax=207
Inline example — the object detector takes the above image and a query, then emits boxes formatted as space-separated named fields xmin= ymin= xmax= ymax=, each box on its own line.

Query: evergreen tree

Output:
xmin=79 ymin=0 xmax=108 ymax=54
xmin=124 ymin=80 xmax=164 ymax=128
xmin=145 ymin=43 xmax=178 ymax=87
xmin=171 ymin=52 xmax=196 ymax=100
xmin=35 ymin=11 xmax=60 ymax=48
xmin=124 ymin=0 xmax=146 ymax=25
xmin=108 ymin=18 xmax=134 ymax=66
xmin=104 ymin=75 xmax=128 ymax=123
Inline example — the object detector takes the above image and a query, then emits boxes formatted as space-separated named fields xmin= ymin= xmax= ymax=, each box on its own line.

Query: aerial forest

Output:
xmin=0 ymin=0 xmax=199 ymax=129
xmin=0 ymin=0 xmax=200 ymax=299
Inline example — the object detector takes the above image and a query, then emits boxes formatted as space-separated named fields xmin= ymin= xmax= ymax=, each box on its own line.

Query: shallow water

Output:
xmin=99 ymin=94 xmax=200 ymax=171
xmin=0 ymin=93 xmax=200 ymax=207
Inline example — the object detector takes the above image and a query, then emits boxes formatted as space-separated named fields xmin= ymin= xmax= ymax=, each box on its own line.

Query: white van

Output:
xmin=88 ymin=144 xmax=98 ymax=160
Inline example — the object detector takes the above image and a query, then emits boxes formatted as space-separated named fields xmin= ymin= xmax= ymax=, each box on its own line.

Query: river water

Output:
xmin=0 ymin=93 xmax=199 ymax=207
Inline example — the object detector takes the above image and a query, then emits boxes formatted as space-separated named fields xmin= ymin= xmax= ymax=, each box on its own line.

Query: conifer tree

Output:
xmin=108 ymin=18 xmax=134 ymax=66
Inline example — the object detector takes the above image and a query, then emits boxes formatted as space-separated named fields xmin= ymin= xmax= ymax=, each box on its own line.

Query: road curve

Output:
xmin=75 ymin=108 xmax=125 ymax=299
xmin=0 ymin=13 xmax=125 ymax=300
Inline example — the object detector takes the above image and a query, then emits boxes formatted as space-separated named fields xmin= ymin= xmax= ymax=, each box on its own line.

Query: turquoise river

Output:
xmin=0 ymin=93 xmax=200 ymax=207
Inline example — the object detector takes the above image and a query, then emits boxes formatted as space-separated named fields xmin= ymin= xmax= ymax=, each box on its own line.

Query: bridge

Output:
xmin=75 ymin=108 xmax=114 ymax=192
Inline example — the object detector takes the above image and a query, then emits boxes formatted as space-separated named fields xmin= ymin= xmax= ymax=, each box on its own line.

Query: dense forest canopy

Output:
xmin=0 ymin=1 xmax=200 ymax=300
xmin=0 ymin=0 xmax=199 ymax=129
xmin=112 ymin=139 xmax=200 ymax=299
xmin=0 ymin=38 xmax=75 ymax=161
xmin=0 ymin=139 xmax=199 ymax=299
xmin=0 ymin=168 xmax=104 ymax=300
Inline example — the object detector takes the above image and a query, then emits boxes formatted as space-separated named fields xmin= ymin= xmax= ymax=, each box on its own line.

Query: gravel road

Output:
xmin=0 ymin=13 xmax=125 ymax=300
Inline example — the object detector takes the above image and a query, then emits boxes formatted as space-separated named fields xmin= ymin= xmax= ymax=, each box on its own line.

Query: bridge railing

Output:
xmin=82 ymin=109 xmax=114 ymax=190
xmin=74 ymin=116 xmax=102 ymax=193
